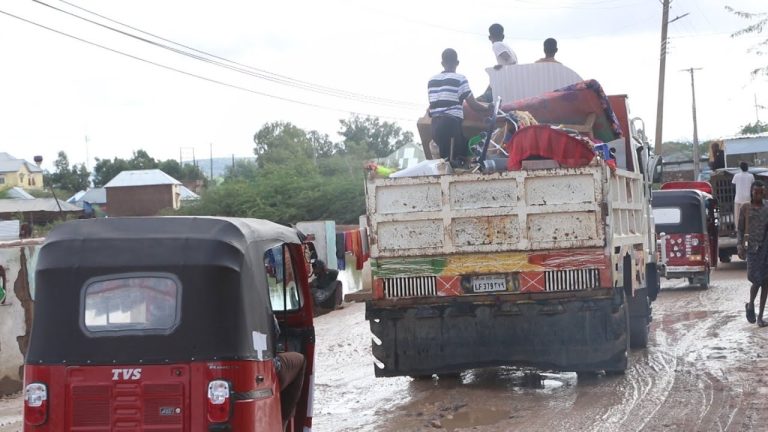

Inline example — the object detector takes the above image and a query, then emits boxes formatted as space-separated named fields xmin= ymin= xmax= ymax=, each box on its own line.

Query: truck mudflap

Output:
xmin=366 ymin=288 xmax=629 ymax=377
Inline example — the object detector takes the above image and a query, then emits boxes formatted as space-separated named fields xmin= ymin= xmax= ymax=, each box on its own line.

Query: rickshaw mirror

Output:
xmin=648 ymin=154 xmax=663 ymax=183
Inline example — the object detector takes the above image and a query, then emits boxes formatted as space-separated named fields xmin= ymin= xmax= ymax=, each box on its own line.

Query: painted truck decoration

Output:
xmin=364 ymin=63 xmax=661 ymax=377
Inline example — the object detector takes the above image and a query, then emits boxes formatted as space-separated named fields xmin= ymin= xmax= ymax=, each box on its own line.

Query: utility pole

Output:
xmin=683 ymin=67 xmax=702 ymax=180
xmin=84 ymin=135 xmax=90 ymax=168
xmin=654 ymin=0 xmax=689 ymax=155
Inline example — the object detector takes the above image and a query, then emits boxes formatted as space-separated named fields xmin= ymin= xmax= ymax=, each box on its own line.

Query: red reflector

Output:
xmin=24 ymin=383 xmax=48 ymax=426
xmin=207 ymin=380 xmax=231 ymax=423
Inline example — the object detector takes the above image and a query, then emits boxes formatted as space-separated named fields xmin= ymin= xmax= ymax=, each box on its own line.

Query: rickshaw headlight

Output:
xmin=207 ymin=380 xmax=231 ymax=423
xmin=691 ymin=238 xmax=700 ymax=246
xmin=24 ymin=383 xmax=48 ymax=426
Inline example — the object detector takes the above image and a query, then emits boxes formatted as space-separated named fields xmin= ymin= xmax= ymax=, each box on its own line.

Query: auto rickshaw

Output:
xmin=652 ymin=183 xmax=719 ymax=288
xmin=23 ymin=217 xmax=315 ymax=431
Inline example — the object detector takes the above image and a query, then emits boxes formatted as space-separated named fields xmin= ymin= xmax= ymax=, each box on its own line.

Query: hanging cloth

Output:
xmin=336 ymin=232 xmax=346 ymax=270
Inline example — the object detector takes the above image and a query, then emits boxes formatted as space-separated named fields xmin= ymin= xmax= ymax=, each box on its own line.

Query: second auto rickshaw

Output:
xmin=652 ymin=184 xmax=719 ymax=288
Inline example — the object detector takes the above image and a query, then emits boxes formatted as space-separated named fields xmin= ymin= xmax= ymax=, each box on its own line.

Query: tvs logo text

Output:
xmin=111 ymin=368 xmax=142 ymax=380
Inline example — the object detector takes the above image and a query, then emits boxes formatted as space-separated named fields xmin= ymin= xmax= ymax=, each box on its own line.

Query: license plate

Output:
xmin=471 ymin=275 xmax=507 ymax=293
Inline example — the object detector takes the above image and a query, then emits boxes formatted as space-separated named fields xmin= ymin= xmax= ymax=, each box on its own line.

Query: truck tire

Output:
xmin=646 ymin=263 xmax=660 ymax=301
xmin=629 ymin=290 xmax=651 ymax=349
xmin=630 ymin=317 xmax=650 ymax=348
xmin=605 ymin=287 xmax=630 ymax=373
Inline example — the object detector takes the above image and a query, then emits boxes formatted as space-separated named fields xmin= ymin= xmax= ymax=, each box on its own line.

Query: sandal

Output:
xmin=746 ymin=303 xmax=757 ymax=324
xmin=759 ymin=319 xmax=767 ymax=328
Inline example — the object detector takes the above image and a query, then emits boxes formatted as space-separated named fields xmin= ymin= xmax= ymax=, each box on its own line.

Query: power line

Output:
xmin=33 ymin=0 xmax=422 ymax=109
xmin=0 ymin=8 xmax=416 ymax=122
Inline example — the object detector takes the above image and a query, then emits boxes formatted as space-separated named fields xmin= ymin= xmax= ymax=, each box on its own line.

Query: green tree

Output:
xmin=308 ymin=130 xmax=341 ymax=158
xmin=253 ymin=122 xmax=315 ymax=167
xmin=93 ymin=149 xmax=206 ymax=187
xmin=727 ymin=6 xmax=767 ymax=77
xmin=184 ymin=120 xmax=369 ymax=224
xmin=739 ymin=120 xmax=768 ymax=134
xmin=225 ymin=159 xmax=259 ymax=181
xmin=338 ymin=115 xmax=415 ymax=158
xmin=129 ymin=149 xmax=157 ymax=169
xmin=44 ymin=151 xmax=90 ymax=193
xmin=92 ymin=156 xmax=131 ymax=187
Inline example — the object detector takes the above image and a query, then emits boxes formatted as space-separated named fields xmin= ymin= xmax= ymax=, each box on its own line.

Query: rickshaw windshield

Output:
xmin=652 ymin=207 xmax=681 ymax=225
xmin=265 ymin=245 xmax=302 ymax=312
xmin=81 ymin=273 xmax=181 ymax=336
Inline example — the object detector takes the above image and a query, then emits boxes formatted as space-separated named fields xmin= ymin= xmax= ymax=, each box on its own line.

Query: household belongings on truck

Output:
xmin=399 ymin=79 xmax=626 ymax=178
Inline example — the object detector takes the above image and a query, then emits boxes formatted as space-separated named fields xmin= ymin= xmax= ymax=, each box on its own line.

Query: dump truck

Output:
xmin=364 ymin=63 xmax=661 ymax=377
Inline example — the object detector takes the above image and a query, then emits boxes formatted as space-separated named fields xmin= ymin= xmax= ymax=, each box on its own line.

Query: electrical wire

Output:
xmin=0 ymin=8 xmax=417 ymax=122
xmin=34 ymin=0 xmax=422 ymax=109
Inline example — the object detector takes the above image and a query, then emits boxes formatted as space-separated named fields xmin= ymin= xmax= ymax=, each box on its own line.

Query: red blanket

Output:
xmin=506 ymin=125 xmax=595 ymax=170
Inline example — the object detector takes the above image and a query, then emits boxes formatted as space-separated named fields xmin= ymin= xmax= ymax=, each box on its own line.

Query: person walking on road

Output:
xmin=733 ymin=161 xmax=755 ymax=230
xmin=738 ymin=180 xmax=768 ymax=327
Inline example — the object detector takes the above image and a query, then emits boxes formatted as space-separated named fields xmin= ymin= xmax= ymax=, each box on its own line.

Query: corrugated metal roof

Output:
xmin=66 ymin=190 xmax=87 ymax=203
xmin=724 ymin=136 xmax=768 ymax=155
xmin=179 ymin=185 xmax=200 ymax=201
xmin=7 ymin=187 xmax=35 ymax=199
xmin=0 ymin=220 xmax=19 ymax=240
xmin=80 ymin=187 xmax=107 ymax=204
xmin=104 ymin=169 xmax=181 ymax=188
xmin=0 ymin=154 xmax=43 ymax=173
xmin=0 ymin=198 xmax=81 ymax=213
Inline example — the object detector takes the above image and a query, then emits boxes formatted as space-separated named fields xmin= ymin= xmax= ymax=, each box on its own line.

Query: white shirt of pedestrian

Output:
xmin=733 ymin=171 xmax=755 ymax=202
xmin=493 ymin=41 xmax=517 ymax=65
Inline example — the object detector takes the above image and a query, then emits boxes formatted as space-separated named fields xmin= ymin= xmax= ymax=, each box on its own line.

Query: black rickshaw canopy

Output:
xmin=27 ymin=217 xmax=303 ymax=365
xmin=652 ymin=189 xmax=711 ymax=234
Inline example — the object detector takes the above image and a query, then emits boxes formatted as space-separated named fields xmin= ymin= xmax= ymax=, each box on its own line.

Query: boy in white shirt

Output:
xmin=733 ymin=161 xmax=755 ymax=229
xmin=489 ymin=23 xmax=517 ymax=68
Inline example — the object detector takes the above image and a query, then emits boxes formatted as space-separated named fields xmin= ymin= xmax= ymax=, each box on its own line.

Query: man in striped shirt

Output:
xmin=428 ymin=48 xmax=490 ymax=162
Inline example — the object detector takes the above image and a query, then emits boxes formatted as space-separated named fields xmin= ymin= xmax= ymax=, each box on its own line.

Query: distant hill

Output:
xmin=188 ymin=157 xmax=256 ymax=179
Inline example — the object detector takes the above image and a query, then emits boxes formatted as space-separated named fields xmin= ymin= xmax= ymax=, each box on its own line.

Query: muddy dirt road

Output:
xmin=0 ymin=261 xmax=765 ymax=431
xmin=312 ymin=261 xmax=768 ymax=432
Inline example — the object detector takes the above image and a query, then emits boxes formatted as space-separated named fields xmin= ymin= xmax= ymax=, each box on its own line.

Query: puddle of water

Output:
xmin=440 ymin=405 xmax=511 ymax=431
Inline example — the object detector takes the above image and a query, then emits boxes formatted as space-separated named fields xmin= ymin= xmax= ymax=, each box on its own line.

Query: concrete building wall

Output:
xmin=0 ymin=165 xmax=43 ymax=190
xmin=106 ymin=184 xmax=178 ymax=216
xmin=0 ymin=239 xmax=41 ymax=395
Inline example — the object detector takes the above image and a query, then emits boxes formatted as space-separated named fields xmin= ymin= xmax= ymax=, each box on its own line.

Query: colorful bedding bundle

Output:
xmin=501 ymin=79 xmax=623 ymax=170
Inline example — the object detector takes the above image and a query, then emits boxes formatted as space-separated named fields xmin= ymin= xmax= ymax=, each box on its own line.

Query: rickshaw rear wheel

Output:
xmin=719 ymin=251 xmax=732 ymax=263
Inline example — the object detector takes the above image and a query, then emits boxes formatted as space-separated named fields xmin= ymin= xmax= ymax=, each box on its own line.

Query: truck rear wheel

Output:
xmin=629 ymin=290 xmax=650 ymax=349
xmin=629 ymin=317 xmax=649 ymax=348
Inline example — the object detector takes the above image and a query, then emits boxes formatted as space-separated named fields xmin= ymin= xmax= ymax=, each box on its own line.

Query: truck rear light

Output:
xmin=207 ymin=380 xmax=231 ymax=423
xmin=24 ymin=383 xmax=48 ymax=426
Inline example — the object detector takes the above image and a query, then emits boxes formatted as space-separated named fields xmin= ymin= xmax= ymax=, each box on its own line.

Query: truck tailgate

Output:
xmin=367 ymin=167 xmax=607 ymax=258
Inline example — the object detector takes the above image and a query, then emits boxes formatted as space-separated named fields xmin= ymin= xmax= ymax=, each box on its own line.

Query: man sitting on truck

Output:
xmin=488 ymin=23 xmax=517 ymax=68
xmin=428 ymin=48 xmax=490 ymax=166
xmin=535 ymin=38 xmax=561 ymax=64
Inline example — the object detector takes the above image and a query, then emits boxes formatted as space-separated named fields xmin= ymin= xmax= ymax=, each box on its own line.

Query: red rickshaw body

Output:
xmin=23 ymin=217 xmax=315 ymax=432
xmin=652 ymin=188 xmax=719 ymax=288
